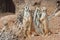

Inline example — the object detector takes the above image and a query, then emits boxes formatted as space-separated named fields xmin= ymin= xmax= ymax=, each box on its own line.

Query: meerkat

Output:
xmin=23 ymin=5 xmax=32 ymax=38
xmin=33 ymin=7 xmax=43 ymax=35
xmin=40 ymin=7 xmax=51 ymax=35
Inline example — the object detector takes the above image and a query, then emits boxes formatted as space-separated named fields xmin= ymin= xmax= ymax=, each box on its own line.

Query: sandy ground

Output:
xmin=0 ymin=11 xmax=60 ymax=40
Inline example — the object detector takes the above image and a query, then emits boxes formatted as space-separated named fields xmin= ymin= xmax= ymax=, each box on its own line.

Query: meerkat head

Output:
xmin=24 ymin=4 xmax=29 ymax=12
xmin=41 ymin=7 xmax=47 ymax=12
xmin=34 ymin=7 xmax=40 ymax=14
xmin=23 ymin=4 xmax=30 ymax=18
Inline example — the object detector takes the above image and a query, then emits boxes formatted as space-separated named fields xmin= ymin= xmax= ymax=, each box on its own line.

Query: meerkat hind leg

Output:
xmin=43 ymin=20 xmax=51 ymax=36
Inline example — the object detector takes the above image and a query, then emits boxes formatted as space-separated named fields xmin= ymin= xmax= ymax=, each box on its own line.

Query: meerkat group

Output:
xmin=0 ymin=4 xmax=53 ymax=39
xmin=22 ymin=5 xmax=51 ymax=37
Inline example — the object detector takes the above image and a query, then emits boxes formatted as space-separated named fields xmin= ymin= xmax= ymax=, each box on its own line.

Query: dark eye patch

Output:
xmin=39 ymin=14 xmax=42 ymax=17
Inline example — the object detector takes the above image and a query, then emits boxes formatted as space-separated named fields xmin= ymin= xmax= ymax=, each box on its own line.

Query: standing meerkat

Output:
xmin=40 ymin=7 xmax=51 ymax=35
xmin=23 ymin=5 xmax=32 ymax=38
xmin=33 ymin=7 xmax=43 ymax=35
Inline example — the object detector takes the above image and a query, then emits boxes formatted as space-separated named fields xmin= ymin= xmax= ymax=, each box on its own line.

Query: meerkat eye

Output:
xmin=26 ymin=6 xmax=28 ymax=9
xmin=26 ymin=7 xmax=27 ymax=8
